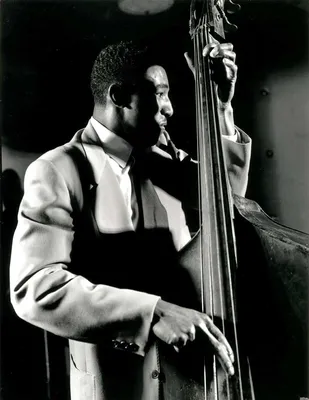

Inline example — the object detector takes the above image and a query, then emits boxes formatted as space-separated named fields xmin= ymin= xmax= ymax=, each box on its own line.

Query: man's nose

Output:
xmin=161 ymin=99 xmax=173 ymax=118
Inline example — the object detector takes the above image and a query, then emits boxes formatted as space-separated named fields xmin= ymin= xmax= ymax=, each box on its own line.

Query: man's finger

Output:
xmin=203 ymin=43 xmax=233 ymax=57
xmin=202 ymin=43 xmax=217 ymax=57
xmin=173 ymin=345 xmax=180 ymax=353
xmin=217 ymin=42 xmax=234 ymax=51
xmin=209 ymin=334 xmax=235 ymax=376
xmin=216 ymin=346 xmax=235 ymax=377
xmin=172 ymin=333 xmax=189 ymax=352
xmin=198 ymin=321 xmax=235 ymax=375
xmin=222 ymin=58 xmax=238 ymax=82
xmin=187 ymin=325 xmax=196 ymax=342
xmin=205 ymin=319 xmax=235 ymax=364
xmin=220 ymin=50 xmax=236 ymax=62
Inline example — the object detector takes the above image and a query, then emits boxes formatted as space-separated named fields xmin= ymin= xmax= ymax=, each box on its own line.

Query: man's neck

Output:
xmin=92 ymin=104 xmax=134 ymax=146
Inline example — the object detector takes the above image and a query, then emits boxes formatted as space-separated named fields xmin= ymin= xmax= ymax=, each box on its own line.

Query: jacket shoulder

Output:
xmin=26 ymin=140 xmax=90 ymax=207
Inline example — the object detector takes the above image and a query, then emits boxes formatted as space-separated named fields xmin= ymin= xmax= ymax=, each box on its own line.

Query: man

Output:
xmin=10 ymin=41 xmax=251 ymax=400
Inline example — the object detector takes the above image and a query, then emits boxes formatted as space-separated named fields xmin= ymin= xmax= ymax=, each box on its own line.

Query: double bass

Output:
xmin=158 ymin=1 xmax=309 ymax=399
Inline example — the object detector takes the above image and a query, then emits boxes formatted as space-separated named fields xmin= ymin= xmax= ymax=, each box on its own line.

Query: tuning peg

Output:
xmin=224 ymin=19 xmax=238 ymax=32
xmin=216 ymin=3 xmax=238 ymax=32
xmin=225 ymin=0 xmax=241 ymax=14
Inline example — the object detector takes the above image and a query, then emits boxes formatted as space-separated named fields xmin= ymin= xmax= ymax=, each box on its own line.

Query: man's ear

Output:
xmin=108 ymin=83 xmax=131 ymax=107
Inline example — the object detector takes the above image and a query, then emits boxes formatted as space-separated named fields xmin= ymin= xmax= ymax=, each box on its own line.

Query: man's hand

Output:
xmin=152 ymin=299 xmax=235 ymax=376
xmin=184 ymin=42 xmax=238 ymax=107
xmin=184 ymin=42 xmax=238 ymax=136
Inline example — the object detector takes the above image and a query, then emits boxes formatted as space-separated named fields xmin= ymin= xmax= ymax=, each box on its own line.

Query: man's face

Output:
xmin=123 ymin=65 xmax=174 ymax=148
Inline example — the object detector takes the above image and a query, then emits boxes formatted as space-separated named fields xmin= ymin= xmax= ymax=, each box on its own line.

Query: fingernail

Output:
xmin=210 ymin=49 xmax=218 ymax=58
xmin=229 ymin=365 xmax=235 ymax=376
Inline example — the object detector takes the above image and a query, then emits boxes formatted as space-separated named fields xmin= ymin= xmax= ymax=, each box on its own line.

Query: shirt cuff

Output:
xmin=222 ymin=128 xmax=239 ymax=143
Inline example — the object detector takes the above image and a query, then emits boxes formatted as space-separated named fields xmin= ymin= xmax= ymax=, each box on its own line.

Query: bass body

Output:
xmin=159 ymin=195 xmax=309 ymax=400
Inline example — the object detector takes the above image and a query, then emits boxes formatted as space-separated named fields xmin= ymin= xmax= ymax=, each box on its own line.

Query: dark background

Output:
xmin=1 ymin=0 xmax=308 ymax=399
xmin=2 ymin=0 xmax=308 ymax=154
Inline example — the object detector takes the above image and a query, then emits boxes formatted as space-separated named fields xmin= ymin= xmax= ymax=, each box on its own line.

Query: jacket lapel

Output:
xmin=74 ymin=120 xmax=134 ymax=233
xmin=139 ymin=178 xmax=169 ymax=230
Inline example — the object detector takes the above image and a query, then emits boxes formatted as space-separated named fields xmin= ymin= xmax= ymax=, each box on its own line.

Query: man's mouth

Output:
xmin=159 ymin=118 xmax=167 ymax=127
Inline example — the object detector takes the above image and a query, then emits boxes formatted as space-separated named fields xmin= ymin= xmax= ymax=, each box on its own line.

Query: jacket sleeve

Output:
xmin=10 ymin=158 xmax=160 ymax=357
xmin=222 ymin=128 xmax=252 ymax=197
xmin=157 ymin=127 xmax=251 ymax=204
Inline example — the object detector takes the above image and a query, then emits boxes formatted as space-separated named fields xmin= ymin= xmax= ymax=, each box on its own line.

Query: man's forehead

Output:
xmin=144 ymin=65 xmax=169 ymax=88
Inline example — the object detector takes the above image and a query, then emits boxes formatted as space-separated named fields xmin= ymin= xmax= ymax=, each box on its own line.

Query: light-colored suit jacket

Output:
xmin=10 ymin=121 xmax=251 ymax=400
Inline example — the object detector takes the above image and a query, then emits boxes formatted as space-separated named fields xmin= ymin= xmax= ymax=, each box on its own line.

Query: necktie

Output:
xmin=130 ymin=153 xmax=169 ymax=231
xmin=118 ymin=156 xmax=140 ymax=230
xmin=129 ymin=165 xmax=140 ymax=230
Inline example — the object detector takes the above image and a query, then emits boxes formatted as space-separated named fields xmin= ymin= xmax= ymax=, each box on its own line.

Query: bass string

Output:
xmin=195 ymin=6 xmax=221 ymax=399
xmin=194 ymin=0 xmax=246 ymax=398
xmin=202 ymin=2 xmax=245 ymax=397
xmin=200 ymin=10 xmax=228 ymax=399
xmin=193 ymin=18 xmax=213 ymax=400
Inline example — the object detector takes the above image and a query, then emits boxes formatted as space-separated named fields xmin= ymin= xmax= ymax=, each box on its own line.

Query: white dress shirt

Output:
xmin=90 ymin=117 xmax=137 ymax=227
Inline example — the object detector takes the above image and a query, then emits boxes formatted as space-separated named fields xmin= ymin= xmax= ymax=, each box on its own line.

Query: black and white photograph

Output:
xmin=1 ymin=0 xmax=309 ymax=399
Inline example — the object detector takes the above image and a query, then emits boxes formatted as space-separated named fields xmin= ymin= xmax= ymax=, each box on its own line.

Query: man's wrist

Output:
xmin=217 ymin=100 xmax=233 ymax=113
xmin=154 ymin=298 xmax=168 ymax=318
xmin=217 ymin=102 xmax=235 ymax=137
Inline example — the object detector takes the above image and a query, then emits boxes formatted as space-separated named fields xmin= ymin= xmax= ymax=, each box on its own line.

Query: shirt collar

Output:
xmin=90 ymin=116 xmax=133 ymax=169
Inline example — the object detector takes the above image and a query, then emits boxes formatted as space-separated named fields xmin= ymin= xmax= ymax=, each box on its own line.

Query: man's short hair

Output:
xmin=90 ymin=41 xmax=156 ymax=105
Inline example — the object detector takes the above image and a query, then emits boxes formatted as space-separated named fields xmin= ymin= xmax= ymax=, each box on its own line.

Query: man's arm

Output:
xmin=158 ymin=124 xmax=251 ymax=199
xmin=10 ymin=154 xmax=236 ymax=373
xmin=183 ymin=43 xmax=251 ymax=196
xmin=222 ymin=126 xmax=251 ymax=196
xmin=10 ymin=157 xmax=160 ymax=356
